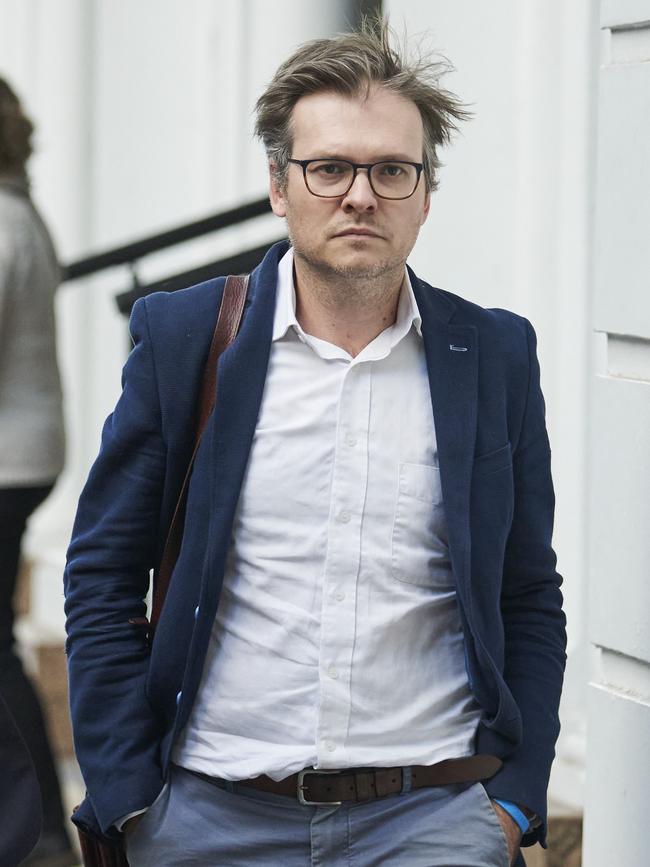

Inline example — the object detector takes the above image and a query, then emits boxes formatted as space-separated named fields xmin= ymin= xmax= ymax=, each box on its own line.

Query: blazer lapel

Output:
xmin=205 ymin=243 xmax=288 ymax=585
xmin=411 ymin=272 xmax=479 ymax=599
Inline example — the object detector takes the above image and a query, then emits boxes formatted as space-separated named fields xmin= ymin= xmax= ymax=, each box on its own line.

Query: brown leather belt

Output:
xmin=182 ymin=754 xmax=502 ymax=806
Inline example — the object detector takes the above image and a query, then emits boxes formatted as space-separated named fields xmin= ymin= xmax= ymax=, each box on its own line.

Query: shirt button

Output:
xmin=325 ymin=741 xmax=336 ymax=752
xmin=327 ymin=666 xmax=338 ymax=680
xmin=335 ymin=591 xmax=345 ymax=602
xmin=345 ymin=434 xmax=357 ymax=447
xmin=338 ymin=510 xmax=351 ymax=523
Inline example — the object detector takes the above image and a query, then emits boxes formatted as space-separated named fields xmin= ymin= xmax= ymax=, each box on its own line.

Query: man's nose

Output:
xmin=342 ymin=168 xmax=377 ymax=211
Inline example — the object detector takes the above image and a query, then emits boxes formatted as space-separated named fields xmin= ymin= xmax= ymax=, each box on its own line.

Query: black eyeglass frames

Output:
xmin=287 ymin=158 xmax=424 ymax=200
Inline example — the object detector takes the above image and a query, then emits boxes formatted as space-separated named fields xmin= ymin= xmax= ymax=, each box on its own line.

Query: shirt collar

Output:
xmin=272 ymin=247 xmax=422 ymax=345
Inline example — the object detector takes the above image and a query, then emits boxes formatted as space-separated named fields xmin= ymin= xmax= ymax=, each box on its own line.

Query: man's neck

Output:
xmin=292 ymin=256 xmax=404 ymax=358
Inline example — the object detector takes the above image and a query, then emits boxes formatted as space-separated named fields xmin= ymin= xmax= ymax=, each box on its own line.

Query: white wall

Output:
xmin=385 ymin=0 xmax=601 ymax=814
xmin=583 ymin=4 xmax=650 ymax=865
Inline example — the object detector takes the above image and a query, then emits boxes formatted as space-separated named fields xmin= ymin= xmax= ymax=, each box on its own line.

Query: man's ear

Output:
xmin=269 ymin=163 xmax=287 ymax=218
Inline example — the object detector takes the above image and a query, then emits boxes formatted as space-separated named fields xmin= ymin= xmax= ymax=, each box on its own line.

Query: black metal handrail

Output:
xmin=63 ymin=196 xmax=273 ymax=281
xmin=61 ymin=195 xmax=285 ymax=315
xmin=114 ymin=241 xmax=281 ymax=314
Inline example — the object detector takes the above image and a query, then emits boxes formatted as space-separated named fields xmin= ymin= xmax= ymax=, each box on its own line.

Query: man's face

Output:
xmin=269 ymin=85 xmax=430 ymax=282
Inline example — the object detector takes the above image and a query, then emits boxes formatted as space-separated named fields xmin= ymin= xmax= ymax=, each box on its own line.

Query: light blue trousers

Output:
xmin=126 ymin=765 xmax=512 ymax=867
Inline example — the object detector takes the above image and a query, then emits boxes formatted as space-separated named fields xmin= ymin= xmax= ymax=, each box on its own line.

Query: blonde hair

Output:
xmin=254 ymin=18 xmax=470 ymax=192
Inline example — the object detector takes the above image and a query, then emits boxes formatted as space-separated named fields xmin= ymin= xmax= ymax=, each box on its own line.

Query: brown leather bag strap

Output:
xmin=149 ymin=273 xmax=249 ymax=636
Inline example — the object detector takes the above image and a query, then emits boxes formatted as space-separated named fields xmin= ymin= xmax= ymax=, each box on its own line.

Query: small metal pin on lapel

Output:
xmin=449 ymin=344 xmax=468 ymax=352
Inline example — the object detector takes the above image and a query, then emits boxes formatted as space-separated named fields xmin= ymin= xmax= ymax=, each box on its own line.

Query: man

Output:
xmin=65 ymin=21 xmax=566 ymax=867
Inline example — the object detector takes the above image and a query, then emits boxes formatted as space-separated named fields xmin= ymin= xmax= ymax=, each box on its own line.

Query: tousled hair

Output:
xmin=0 ymin=78 xmax=33 ymax=174
xmin=254 ymin=18 xmax=470 ymax=192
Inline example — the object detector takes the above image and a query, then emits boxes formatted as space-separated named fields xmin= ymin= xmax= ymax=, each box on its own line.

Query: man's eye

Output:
xmin=380 ymin=163 xmax=405 ymax=177
xmin=312 ymin=163 xmax=346 ymax=175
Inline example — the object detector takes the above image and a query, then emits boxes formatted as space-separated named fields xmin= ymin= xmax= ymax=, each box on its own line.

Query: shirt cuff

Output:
xmin=114 ymin=807 xmax=148 ymax=832
xmin=492 ymin=799 xmax=531 ymax=835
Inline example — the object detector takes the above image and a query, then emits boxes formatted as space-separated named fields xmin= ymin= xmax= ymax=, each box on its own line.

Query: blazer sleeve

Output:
xmin=64 ymin=297 xmax=167 ymax=834
xmin=483 ymin=319 xmax=567 ymax=847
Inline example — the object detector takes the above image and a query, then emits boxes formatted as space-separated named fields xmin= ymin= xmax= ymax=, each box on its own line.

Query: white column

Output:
xmin=583 ymin=4 xmax=650 ymax=865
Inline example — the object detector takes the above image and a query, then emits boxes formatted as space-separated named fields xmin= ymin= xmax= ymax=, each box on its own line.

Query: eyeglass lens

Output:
xmin=304 ymin=160 xmax=418 ymax=199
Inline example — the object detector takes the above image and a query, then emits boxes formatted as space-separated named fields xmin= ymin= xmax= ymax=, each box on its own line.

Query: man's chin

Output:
xmin=291 ymin=240 xmax=404 ymax=282
xmin=318 ymin=248 xmax=393 ymax=277
xmin=323 ymin=256 xmax=392 ymax=280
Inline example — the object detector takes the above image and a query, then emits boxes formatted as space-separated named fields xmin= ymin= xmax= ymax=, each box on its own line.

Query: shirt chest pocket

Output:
xmin=391 ymin=462 xmax=452 ymax=588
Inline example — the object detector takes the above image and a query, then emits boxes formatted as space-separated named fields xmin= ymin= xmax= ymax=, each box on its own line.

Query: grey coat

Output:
xmin=0 ymin=175 xmax=64 ymax=485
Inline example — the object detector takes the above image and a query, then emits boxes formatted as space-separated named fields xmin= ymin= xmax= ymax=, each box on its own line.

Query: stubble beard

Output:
xmin=289 ymin=232 xmax=407 ymax=313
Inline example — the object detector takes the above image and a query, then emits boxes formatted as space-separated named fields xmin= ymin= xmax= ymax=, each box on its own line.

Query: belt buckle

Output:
xmin=297 ymin=768 xmax=343 ymax=806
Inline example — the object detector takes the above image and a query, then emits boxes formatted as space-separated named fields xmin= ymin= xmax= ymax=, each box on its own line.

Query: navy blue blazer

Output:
xmin=64 ymin=241 xmax=566 ymax=848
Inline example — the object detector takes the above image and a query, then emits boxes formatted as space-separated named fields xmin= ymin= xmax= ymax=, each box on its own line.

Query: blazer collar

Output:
xmin=407 ymin=264 xmax=458 ymax=325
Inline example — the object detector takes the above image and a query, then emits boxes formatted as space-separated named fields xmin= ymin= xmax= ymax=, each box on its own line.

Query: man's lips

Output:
xmin=333 ymin=228 xmax=383 ymax=238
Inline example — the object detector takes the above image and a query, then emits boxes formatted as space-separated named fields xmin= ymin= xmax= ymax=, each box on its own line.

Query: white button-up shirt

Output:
xmin=174 ymin=249 xmax=481 ymax=780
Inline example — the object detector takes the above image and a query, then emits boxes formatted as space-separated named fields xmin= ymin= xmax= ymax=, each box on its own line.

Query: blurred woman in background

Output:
xmin=0 ymin=77 xmax=75 ymax=867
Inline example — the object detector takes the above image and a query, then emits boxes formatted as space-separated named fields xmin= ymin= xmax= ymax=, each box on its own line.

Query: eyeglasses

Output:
xmin=288 ymin=158 xmax=424 ymax=200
